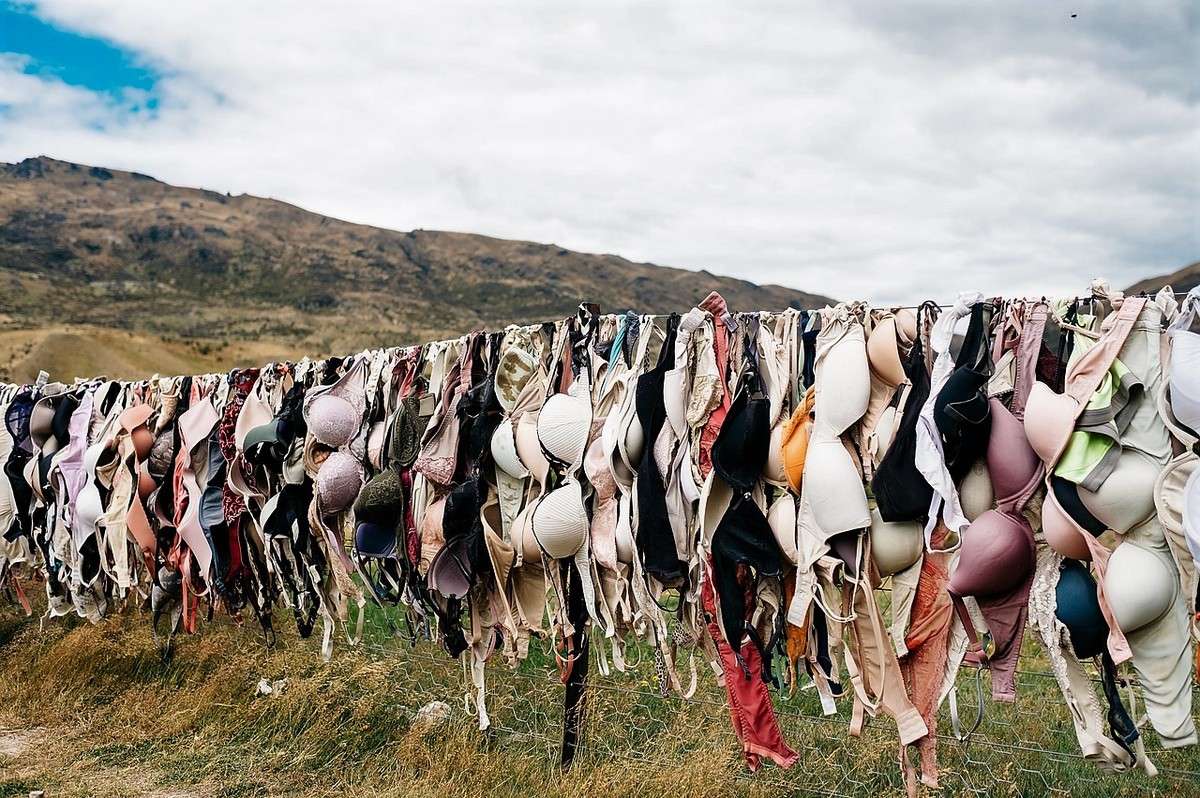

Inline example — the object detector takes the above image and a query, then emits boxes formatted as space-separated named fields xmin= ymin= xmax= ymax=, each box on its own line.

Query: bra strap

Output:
xmin=1012 ymin=301 xmax=1050 ymax=420
xmin=1049 ymin=297 xmax=1147 ymax=467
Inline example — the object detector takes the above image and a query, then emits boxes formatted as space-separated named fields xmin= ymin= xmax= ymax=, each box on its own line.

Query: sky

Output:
xmin=0 ymin=1 xmax=1197 ymax=304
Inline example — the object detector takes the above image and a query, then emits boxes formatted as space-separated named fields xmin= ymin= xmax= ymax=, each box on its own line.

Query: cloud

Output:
xmin=1 ymin=0 xmax=1196 ymax=304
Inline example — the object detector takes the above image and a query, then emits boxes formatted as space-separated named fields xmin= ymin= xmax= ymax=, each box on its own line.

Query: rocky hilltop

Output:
xmin=0 ymin=156 xmax=833 ymax=370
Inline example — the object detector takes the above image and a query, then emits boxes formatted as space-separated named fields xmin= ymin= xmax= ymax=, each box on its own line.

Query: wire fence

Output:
xmin=3 ymin=592 xmax=1198 ymax=797
xmin=337 ymin=602 xmax=1200 ymax=797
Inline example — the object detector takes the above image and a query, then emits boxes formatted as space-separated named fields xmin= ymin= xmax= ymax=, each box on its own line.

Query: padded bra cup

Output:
xmin=1076 ymin=450 xmax=1159 ymax=535
xmin=1055 ymin=560 xmax=1108 ymax=660
xmin=1042 ymin=487 xmax=1095 ymax=561
xmin=950 ymin=509 xmax=1034 ymax=598
xmin=28 ymin=403 xmax=55 ymax=450
xmin=805 ymin=438 xmax=871 ymax=535
xmin=1024 ymin=384 xmax=1079 ymax=465
xmin=495 ymin=346 xmax=536 ymax=413
xmin=307 ymin=394 xmax=358 ymax=448
xmin=894 ymin=308 xmax=918 ymax=342
xmin=866 ymin=316 xmax=907 ymax=389
xmin=82 ymin=442 xmax=106 ymax=475
xmin=874 ymin=405 xmax=897 ymax=456
xmin=958 ymin=460 xmax=995 ymax=522
xmin=1104 ymin=541 xmax=1176 ymax=633
xmin=51 ymin=394 xmax=78 ymax=445
xmin=868 ymin=507 xmax=922 ymax=577
xmin=623 ymin=412 xmax=646 ymax=467
xmin=74 ymin=483 xmax=104 ymax=534
xmin=510 ymin=502 xmax=540 ymax=565
xmin=428 ymin=538 xmax=472 ymax=598
xmin=531 ymin=480 xmax=588 ymax=559
xmin=137 ymin=464 xmax=156 ymax=499
xmin=805 ymin=323 xmax=871 ymax=535
xmin=713 ymin=389 xmax=770 ymax=492
xmin=1169 ymin=332 xmax=1200 ymax=432
xmin=986 ymin=400 xmax=1040 ymax=503
xmin=763 ymin=424 xmax=786 ymax=486
xmin=515 ymin=412 xmax=550 ymax=485
xmin=236 ymin=391 xmax=273 ymax=447
xmin=817 ymin=337 xmax=870 ymax=433
xmin=491 ymin=421 xmax=528 ymax=478
xmin=315 ymin=451 xmax=363 ymax=513
xmin=767 ymin=494 xmax=798 ymax=564
xmin=147 ymin=433 xmax=174 ymax=478
xmin=355 ymin=521 xmax=398 ymax=559
xmin=714 ymin=497 xmax=786 ymax=576
xmin=130 ymin=425 xmax=155 ymax=461
xmin=538 ymin=384 xmax=591 ymax=470
xmin=936 ymin=367 xmax=989 ymax=433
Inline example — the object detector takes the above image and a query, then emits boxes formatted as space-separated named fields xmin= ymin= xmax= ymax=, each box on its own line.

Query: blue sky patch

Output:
xmin=0 ymin=2 xmax=163 ymax=106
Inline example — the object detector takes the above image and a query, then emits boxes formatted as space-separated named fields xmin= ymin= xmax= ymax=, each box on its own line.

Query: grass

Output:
xmin=0 ymin=595 xmax=1196 ymax=798
xmin=0 ymin=325 xmax=303 ymax=383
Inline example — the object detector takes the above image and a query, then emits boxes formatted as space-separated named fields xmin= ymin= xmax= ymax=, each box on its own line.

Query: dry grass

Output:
xmin=0 ymin=606 xmax=759 ymax=798
xmin=0 ymin=600 xmax=1197 ymax=798
xmin=0 ymin=325 xmax=304 ymax=383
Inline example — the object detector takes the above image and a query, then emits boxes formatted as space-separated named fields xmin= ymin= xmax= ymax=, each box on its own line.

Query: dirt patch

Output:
xmin=0 ymin=726 xmax=40 ymax=757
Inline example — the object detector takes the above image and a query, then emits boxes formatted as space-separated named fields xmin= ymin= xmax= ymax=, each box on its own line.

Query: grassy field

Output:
xmin=0 ymin=593 xmax=1197 ymax=798
xmin=0 ymin=325 xmax=304 ymax=384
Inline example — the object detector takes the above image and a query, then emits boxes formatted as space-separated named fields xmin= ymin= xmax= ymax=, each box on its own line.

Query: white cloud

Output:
xmin=2 ymin=0 xmax=1197 ymax=305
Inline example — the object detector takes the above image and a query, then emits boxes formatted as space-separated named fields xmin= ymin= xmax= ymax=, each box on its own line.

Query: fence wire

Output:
xmin=4 ymin=593 xmax=1198 ymax=797
xmin=339 ymin=602 xmax=1200 ymax=797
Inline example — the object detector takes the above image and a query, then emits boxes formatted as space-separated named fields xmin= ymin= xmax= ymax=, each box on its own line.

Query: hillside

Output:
xmin=0 ymin=325 xmax=298 ymax=384
xmin=0 ymin=156 xmax=833 ymax=380
xmin=1126 ymin=260 xmax=1200 ymax=296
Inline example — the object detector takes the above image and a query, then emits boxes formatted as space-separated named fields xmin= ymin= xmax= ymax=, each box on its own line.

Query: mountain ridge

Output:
xmin=0 ymin=156 xmax=833 ymax=368
xmin=1125 ymin=260 xmax=1200 ymax=297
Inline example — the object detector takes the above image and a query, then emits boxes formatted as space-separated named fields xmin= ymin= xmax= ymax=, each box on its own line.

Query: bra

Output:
xmin=768 ymin=493 xmax=799 ymax=565
xmin=118 ymin=404 xmax=156 ymax=461
xmin=1167 ymin=286 xmax=1200 ymax=434
xmin=353 ymin=468 xmax=404 ymax=526
xmin=511 ymin=356 xmax=552 ymax=487
xmin=1055 ymin=559 xmax=1108 ymax=659
xmin=779 ymin=386 xmax=815 ymax=495
xmin=1103 ymin=541 xmax=1177 ymax=633
xmin=710 ymin=490 xmax=787 ymax=663
xmin=872 ymin=302 xmax=937 ymax=524
xmin=1026 ymin=298 xmax=1147 ymax=561
xmin=530 ymin=478 xmax=588 ymax=560
xmin=950 ymin=503 xmax=1035 ymax=598
xmin=867 ymin=507 xmax=922 ymax=577
xmin=866 ymin=309 xmax=916 ymax=389
xmin=303 ymin=357 xmax=368 ymax=448
xmin=495 ymin=338 xmax=537 ymax=414
xmin=932 ymin=301 xmax=993 ymax=482
xmin=713 ymin=380 xmax=771 ymax=494
xmin=950 ymin=401 xmax=1040 ymax=600
xmin=957 ymin=458 xmax=994 ymax=522
xmin=491 ymin=421 xmax=529 ymax=479
xmin=537 ymin=376 xmax=591 ymax=474
xmin=1025 ymin=298 xmax=1147 ymax=469
xmin=315 ymin=451 xmax=364 ymax=515
xmin=27 ymin=383 xmax=69 ymax=453
xmin=354 ymin=521 xmax=398 ymax=560
xmin=804 ymin=305 xmax=871 ymax=538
